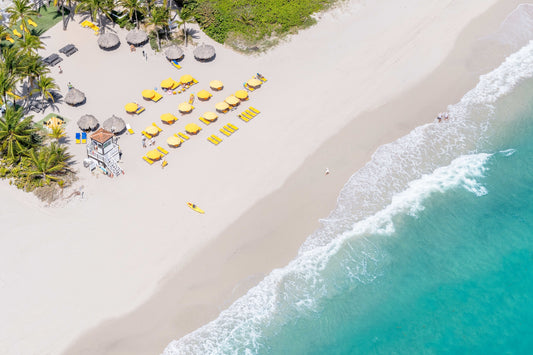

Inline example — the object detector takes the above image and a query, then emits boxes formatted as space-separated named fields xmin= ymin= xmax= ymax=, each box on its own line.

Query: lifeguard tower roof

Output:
xmin=90 ymin=128 xmax=114 ymax=144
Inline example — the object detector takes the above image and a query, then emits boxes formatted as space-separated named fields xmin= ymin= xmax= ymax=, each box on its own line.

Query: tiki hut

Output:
xmin=126 ymin=29 xmax=148 ymax=46
xmin=193 ymin=44 xmax=215 ymax=61
xmin=77 ymin=114 xmax=99 ymax=131
xmin=97 ymin=33 xmax=120 ymax=50
xmin=165 ymin=46 xmax=184 ymax=60
xmin=65 ymin=88 xmax=86 ymax=106
xmin=102 ymin=115 xmax=126 ymax=134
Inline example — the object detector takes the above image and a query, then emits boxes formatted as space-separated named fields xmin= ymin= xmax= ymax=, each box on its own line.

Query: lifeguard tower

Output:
xmin=86 ymin=128 xmax=123 ymax=177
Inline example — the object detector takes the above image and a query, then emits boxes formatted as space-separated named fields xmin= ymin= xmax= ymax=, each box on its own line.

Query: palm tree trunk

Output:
xmin=184 ymin=23 xmax=187 ymax=46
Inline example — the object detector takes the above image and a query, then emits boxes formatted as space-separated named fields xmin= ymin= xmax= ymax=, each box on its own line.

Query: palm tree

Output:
xmin=48 ymin=126 xmax=66 ymax=143
xmin=6 ymin=0 xmax=38 ymax=40
xmin=148 ymin=5 xmax=169 ymax=50
xmin=16 ymin=33 xmax=45 ymax=55
xmin=75 ymin=0 xmax=113 ymax=30
xmin=34 ymin=74 xmax=58 ymax=107
xmin=119 ymin=0 xmax=146 ymax=29
xmin=0 ymin=105 xmax=37 ymax=160
xmin=0 ymin=69 xmax=17 ymax=105
xmin=175 ymin=8 xmax=194 ymax=47
xmin=21 ymin=53 xmax=48 ymax=91
xmin=25 ymin=143 xmax=70 ymax=183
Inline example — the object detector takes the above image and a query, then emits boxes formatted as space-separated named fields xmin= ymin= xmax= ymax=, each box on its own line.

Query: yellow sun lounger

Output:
xmin=178 ymin=132 xmax=189 ymax=140
xmin=260 ymin=77 xmax=268 ymax=82
xmin=242 ymin=112 xmax=253 ymax=120
xmin=224 ymin=125 xmax=235 ymax=133
xmin=244 ymin=109 xmax=256 ymax=117
xmin=249 ymin=107 xmax=260 ymax=114
xmin=220 ymin=129 xmax=231 ymax=137
xmin=238 ymin=114 xmax=250 ymax=122
xmin=152 ymin=123 xmax=162 ymax=132
xmin=192 ymin=78 xmax=198 ymax=84
xmin=142 ymin=131 xmax=152 ymax=139
xmin=151 ymin=92 xmax=163 ymax=102
xmin=199 ymin=117 xmax=211 ymax=125
xmin=228 ymin=123 xmax=238 ymax=131
xmin=173 ymin=134 xmax=185 ymax=143
xmin=135 ymin=106 xmax=145 ymax=114
xmin=212 ymin=135 xmax=222 ymax=142
xmin=28 ymin=19 xmax=37 ymax=28
xmin=143 ymin=156 xmax=154 ymax=165
xmin=126 ymin=124 xmax=135 ymax=135
xmin=207 ymin=136 xmax=220 ymax=145
xmin=245 ymin=84 xmax=255 ymax=92
xmin=157 ymin=146 xmax=169 ymax=155
xmin=162 ymin=160 xmax=168 ymax=168
xmin=13 ymin=29 xmax=22 ymax=38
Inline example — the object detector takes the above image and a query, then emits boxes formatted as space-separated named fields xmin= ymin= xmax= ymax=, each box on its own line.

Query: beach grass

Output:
xmin=183 ymin=0 xmax=334 ymax=51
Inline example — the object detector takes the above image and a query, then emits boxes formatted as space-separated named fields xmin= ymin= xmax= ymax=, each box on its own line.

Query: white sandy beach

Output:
xmin=1 ymin=0 xmax=531 ymax=354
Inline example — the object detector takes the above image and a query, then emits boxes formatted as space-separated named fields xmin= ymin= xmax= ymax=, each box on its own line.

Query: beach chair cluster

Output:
xmin=207 ymin=124 xmax=238 ymax=146
xmin=81 ymin=20 xmax=99 ymax=35
xmin=75 ymin=132 xmax=87 ymax=144
xmin=142 ymin=122 xmax=162 ymax=139
xmin=143 ymin=146 xmax=168 ymax=165
xmin=238 ymin=107 xmax=260 ymax=122
xmin=176 ymin=78 xmax=199 ymax=94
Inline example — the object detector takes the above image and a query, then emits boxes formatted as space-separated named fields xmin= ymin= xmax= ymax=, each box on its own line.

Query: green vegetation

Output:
xmin=182 ymin=0 xmax=335 ymax=51
xmin=0 ymin=0 xmax=73 ymax=197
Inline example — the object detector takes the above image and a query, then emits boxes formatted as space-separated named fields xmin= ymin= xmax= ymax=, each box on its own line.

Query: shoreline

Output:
xmin=61 ymin=1 xmax=532 ymax=354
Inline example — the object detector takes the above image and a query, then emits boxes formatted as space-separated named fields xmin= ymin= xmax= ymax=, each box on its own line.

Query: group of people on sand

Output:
xmin=436 ymin=112 xmax=449 ymax=123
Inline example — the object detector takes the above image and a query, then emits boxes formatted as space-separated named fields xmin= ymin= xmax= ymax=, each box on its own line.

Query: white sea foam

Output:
xmin=163 ymin=34 xmax=533 ymax=355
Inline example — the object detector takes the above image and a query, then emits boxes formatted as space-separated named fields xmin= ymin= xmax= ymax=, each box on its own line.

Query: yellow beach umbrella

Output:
xmin=197 ymin=89 xmax=211 ymax=100
xmin=225 ymin=95 xmax=240 ymax=106
xmin=142 ymin=89 xmax=155 ymax=99
xmin=161 ymin=113 xmax=177 ymax=124
xmin=161 ymin=78 xmax=174 ymax=88
xmin=247 ymin=78 xmax=262 ymax=88
xmin=178 ymin=102 xmax=193 ymax=113
xmin=180 ymin=74 xmax=193 ymax=84
xmin=209 ymin=80 xmax=223 ymax=90
xmin=215 ymin=102 xmax=229 ymax=112
xmin=145 ymin=126 xmax=159 ymax=136
xmin=235 ymin=90 xmax=248 ymax=100
xmin=185 ymin=123 xmax=201 ymax=134
xmin=167 ymin=135 xmax=182 ymax=147
xmin=125 ymin=102 xmax=138 ymax=113
xmin=147 ymin=149 xmax=162 ymax=160
xmin=203 ymin=111 xmax=218 ymax=122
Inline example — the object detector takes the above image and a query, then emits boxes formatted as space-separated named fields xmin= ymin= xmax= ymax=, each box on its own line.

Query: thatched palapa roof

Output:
xmin=102 ymin=115 xmax=126 ymax=134
xmin=193 ymin=44 xmax=215 ymax=61
xmin=77 ymin=114 xmax=99 ymax=131
xmin=165 ymin=46 xmax=184 ymax=60
xmin=97 ymin=33 xmax=120 ymax=50
xmin=65 ymin=88 xmax=86 ymax=106
xmin=126 ymin=29 xmax=148 ymax=46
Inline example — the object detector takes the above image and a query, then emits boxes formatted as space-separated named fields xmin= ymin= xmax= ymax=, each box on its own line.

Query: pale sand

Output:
xmin=0 ymin=0 xmax=530 ymax=354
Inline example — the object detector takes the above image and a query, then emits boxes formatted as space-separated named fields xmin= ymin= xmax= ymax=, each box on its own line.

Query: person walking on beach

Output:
xmin=325 ymin=168 xmax=330 ymax=176
xmin=142 ymin=137 xmax=146 ymax=148
xmin=58 ymin=66 xmax=63 ymax=74
xmin=436 ymin=113 xmax=442 ymax=123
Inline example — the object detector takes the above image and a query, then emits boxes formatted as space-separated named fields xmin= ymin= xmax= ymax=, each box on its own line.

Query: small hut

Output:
xmin=97 ymin=33 xmax=120 ymax=50
xmin=65 ymin=88 xmax=86 ymax=106
xmin=77 ymin=114 xmax=99 ymax=131
xmin=102 ymin=115 xmax=126 ymax=134
xmin=126 ymin=29 xmax=148 ymax=46
xmin=165 ymin=46 xmax=184 ymax=61
xmin=193 ymin=44 xmax=215 ymax=62
xmin=86 ymin=128 xmax=123 ymax=176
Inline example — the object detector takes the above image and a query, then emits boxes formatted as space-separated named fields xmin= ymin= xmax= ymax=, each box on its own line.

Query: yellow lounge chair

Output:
xmin=220 ymin=129 xmax=231 ymax=137
xmin=260 ymin=77 xmax=268 ymax=82
xmin=228 ymin=123 xmax=238 ymax=131
xmin=152 ymin=92 xmax=163 ymax=102
xmin=142 ymin=131 xmax=152 ymax=139
xmin=81 ymin=20 xmax=91 ymax=28
xmin=192 ymin=78 xmax=198 ymax=84
xmin=212 ymin=135 xmax=222 ymax=142
xmin=28 ymin=19 xmax=37 ymax=27
xmin=249 ymin=107 xmax=261 ymax=114
xmin=178 ymin=132 xmax=189 ymax=140
xmin=245 ymin=109 xmax=256 ymax=117
xmin=242 ymin=112 xmax=253 ymax=120
xmin=245 ymin=84 xmax=255 ymax=92
xmin=199 ymin=117 xmax=211 ymax=125
xmin=207 ymin=136 xmax=220 ymax=145
xmin=157 ymin=146 xmax=169 ymax=155
xmin=13 ymin=29 xmax=22 ymax=38
xmin=135 ymin=106 xmax=145 ymax=114
xmin=5 ymin=35 xmax=14 ymax=43
xmin=152 ymin=123 xmax=162 ymax=132
xmin=238 ymin=114 xmax=250 ymax=122
xmin=162 ymin=160 xmax=168 ymax=168
xmin=224 ymin=125 xmax=235 ymax=133
xmin=143 ymin=156 xmax=154 ymax=165
xmin=126 ymin=124 xmax=135 ymax=135
xmin=173 ymin=134 xmax=185 ymax=143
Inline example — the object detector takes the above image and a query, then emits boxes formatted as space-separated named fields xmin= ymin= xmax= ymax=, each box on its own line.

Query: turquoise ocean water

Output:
xmin=163 ymin=28 xmax=533 ymax=355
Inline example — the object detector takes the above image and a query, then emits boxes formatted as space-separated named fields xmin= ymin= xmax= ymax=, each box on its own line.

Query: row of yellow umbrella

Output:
xmin=161 ymin=75 xmax=194 ymax=89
